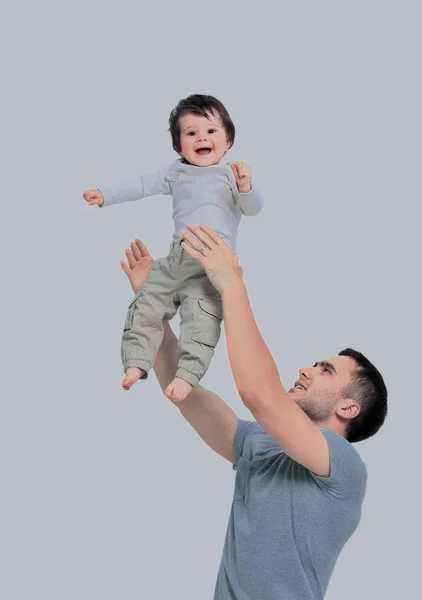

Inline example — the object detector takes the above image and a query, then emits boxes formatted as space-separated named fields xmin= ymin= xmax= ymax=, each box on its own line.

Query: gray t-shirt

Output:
xmin=101 ymin=160 xmax=263 ymax=250
xmin=214 ymin=419 xmax=367 ymax=600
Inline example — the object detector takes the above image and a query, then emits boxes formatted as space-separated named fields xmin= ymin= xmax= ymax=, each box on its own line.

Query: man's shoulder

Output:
xmin=312 ymin=428 xmax=368 ymax=498
xmin=320 ymin=428 xmax=367 ymax=469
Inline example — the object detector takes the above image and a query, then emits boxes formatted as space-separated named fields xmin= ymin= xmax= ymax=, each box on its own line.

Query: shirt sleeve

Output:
xmin=226 ymin=163 xmax=264 ymax=216
xmin=235 ymin=186 xmax=264 ymax=216
xmin=232 ymin=418 xmax=276 ymax=469
xmin=233 ymin=420 xmax=255 ymax=469
xmin=100 ymin=165 xmax=172 ymax=207
xmin=310 ymin=428 xmax=368 ymax=499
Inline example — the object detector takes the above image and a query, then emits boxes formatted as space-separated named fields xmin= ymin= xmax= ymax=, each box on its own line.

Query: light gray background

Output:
xmin=2 ymin=1 xmax=421 ymax=598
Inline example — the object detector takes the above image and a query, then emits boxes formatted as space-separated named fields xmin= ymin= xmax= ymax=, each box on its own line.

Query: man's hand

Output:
xmin=83 ymin=188 xmax=104 ymax=207
xmin=180 ymin=224 xmax=243 ymax=294
xmin=120 ymin=238 xmax=155 ymax=294
xmin=231 ymin=161 xmax=252 ymax=193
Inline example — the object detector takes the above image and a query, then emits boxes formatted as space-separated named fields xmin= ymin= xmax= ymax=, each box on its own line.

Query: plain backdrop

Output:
xmin=1 ymin=1 xmax=421 ymax=598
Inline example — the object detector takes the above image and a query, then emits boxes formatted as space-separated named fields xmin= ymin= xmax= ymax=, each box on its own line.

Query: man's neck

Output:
xmin=316 ymin=418 xmax=347 ymax=438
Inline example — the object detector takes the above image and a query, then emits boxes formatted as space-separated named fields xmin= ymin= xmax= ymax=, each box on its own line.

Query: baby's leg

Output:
xmin=121 ymin=258 xmax=178 ymax=390
xmin=165 ymin=295 xmax=223 ymax=402
xmin=122 ymin=367 xmax=146 ymax=391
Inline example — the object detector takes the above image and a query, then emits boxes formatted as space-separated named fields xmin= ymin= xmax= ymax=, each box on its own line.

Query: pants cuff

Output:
xmin=123 ymin=359 xmax=150 ymax=379
xmin=175 ymin=368 xmax=200 ymax=387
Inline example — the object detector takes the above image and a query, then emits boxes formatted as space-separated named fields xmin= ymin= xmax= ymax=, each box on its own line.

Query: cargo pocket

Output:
xmin=234 ymin=456 xmax=251 ymax=501
xmin=123 ymin=291 xmax=143 ymax=332
xmin=123 ymin=261 xmax=160 ymax=332
xmin=191 ymin=298 xmax=223 ymax=347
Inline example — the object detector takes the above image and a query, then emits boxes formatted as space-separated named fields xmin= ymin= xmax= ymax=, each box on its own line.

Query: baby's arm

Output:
xmin=83 ymin=165 xmax=172 ymax=208
xmin=231 ymin=161 xmax=263 ymax=216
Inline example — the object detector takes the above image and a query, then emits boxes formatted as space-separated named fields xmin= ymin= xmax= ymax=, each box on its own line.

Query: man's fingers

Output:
xmin=125 ymin=248 xmax=137 ymax=269
xmin=185 ymin=224 xmax=216 ymax=249
xmin=181 ymin=229 xmax=209 ymax=253
xmin=180 ymin=241 xmax=203 ymax=262
xmin=124 ymin=240 xmax=153 ymax=270
xmin=198 ymin=224 xmax=223 ymax=246
xmin=180 ymin=230 xmax=202 ymax=251
xmin=130 ymin=241 xmax=143 ymax=262
xmin=134 ymin=238 xmax=151 ymax=258
xmin=120 ymin=260 xmax=131 ymax=276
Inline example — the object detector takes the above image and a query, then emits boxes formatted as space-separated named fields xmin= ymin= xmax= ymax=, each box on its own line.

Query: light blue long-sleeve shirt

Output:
xmin=101 ymin=159 xmax=263 ymax=249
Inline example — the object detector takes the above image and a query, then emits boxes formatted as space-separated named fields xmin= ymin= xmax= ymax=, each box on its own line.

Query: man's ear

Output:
xmin=336 ymin=400 xmax=361 ymax=421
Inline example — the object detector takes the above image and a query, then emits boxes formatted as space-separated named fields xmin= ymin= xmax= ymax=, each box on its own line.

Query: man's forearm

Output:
xmin=221 ymin=281 xmax=282 ymax=402
xmin=153 ymin=321 xmax=179 ymax=391
xmin=153 ymin=321 xmax=238 ymax=463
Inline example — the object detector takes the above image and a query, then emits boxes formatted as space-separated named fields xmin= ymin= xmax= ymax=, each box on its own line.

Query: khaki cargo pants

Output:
xmin=121 ymin=239 xmax=224 ymax=387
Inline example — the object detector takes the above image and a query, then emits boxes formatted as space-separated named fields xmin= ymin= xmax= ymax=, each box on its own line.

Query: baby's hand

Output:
xmin=83 ymin=188 xmax=104 ymax=207
xmin=231 ymin=161 xmax=252 ymax=193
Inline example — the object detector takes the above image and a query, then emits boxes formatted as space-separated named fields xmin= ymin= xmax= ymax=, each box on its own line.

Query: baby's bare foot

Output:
xmin=122 ymin=367 xmax=145 ymax=390
xmin=165 ymin=377 xmax=193 ymax=402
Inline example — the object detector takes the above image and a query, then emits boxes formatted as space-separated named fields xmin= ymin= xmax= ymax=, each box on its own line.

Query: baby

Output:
xmin=83 ymin=94 xmax=263 ymax=401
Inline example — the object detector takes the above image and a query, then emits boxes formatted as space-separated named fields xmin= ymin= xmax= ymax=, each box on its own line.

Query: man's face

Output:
xmin=289 ymin=356 xmax=357 ymax=423
xmin=178 ymin=111 xmax=230 ymax=166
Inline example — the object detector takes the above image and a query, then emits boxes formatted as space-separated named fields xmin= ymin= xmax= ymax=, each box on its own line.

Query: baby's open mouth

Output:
xmin=196 ymin=148 xmax=212 ymax=155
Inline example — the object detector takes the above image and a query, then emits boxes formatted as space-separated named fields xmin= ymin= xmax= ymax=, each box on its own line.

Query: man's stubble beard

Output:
xmin=294 ymin=388 xmax=340 ymax=424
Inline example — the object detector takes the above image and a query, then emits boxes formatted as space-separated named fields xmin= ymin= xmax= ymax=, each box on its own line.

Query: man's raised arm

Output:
xmin=121 ymin=238 xmax=238 ymax=463
xmin=154 ymin=321 xmax=238 ymax=463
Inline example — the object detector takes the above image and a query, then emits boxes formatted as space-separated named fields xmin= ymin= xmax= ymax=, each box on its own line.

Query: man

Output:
xmin=120 ymin=226 xmax=388 ymax=600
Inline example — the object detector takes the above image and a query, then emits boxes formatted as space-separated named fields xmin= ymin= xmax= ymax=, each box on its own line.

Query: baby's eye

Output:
xmin=186 ymin=131 xmax=195 ymax=136
xmin=208 ymin=128 xmax=216 ymax=134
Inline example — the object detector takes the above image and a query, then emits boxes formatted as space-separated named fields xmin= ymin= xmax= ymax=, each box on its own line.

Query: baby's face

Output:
xmin=178 ymin=112 xmax=230 ymax=167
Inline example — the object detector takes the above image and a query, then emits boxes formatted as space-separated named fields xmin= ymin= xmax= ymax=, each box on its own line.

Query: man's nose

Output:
xmin=299 ymin=367 xmax=311 ymax=380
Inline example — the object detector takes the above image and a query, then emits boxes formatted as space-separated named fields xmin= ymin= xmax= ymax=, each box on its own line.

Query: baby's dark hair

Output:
xmin=168 ymin=94 xmax=235 ymax=154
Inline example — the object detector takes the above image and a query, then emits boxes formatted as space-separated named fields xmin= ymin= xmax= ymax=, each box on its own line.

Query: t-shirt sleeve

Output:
xmin=310 ymin=428 xmax=368 ymax=499
xmin=233 ymin=418 xmax=271 ymax=469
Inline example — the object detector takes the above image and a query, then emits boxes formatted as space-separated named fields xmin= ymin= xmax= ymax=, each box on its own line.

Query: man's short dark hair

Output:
xmin=168 ymin=94 xmax=235 ymax=154
xmin=338 ymin=348 xmax=388 ymax=443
